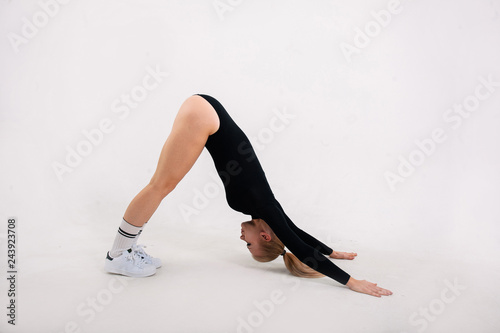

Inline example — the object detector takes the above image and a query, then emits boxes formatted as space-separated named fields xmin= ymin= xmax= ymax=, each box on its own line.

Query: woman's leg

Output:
xmin=106 ymin=95 xmax=219 ymax=277
xmin=123 ymin=95 xmax=220 ymax=227
xmin=106 ymin=95 xmax=219 ymax=267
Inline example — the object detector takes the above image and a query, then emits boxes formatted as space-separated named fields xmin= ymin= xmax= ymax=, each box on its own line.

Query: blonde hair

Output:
xmin=251 ymin=219 xmax=324 ymax=278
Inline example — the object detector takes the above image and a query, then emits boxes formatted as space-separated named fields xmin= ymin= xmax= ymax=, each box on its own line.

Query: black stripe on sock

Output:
xmin=118 ymin=228 xmax=137 ymax=239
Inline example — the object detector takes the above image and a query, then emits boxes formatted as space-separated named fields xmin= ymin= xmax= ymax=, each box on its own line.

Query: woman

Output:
xmin=104 ymin=94 xmax=392 ymax=298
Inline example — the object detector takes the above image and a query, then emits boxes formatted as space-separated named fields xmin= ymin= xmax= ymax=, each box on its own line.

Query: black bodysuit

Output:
xmin=198 ymin=94 xmax=351 ymax=285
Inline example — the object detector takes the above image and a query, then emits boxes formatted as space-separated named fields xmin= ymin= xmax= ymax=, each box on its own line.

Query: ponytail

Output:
xmin=250 ymin=219 xmax=324 ymax=279
xmin=282 ymin=252 xmax=324 ymax=279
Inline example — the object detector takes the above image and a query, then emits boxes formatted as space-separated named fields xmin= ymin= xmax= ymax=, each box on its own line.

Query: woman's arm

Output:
xmin=258 ymin=203 xmax=351 ymax=285
xmin=259 ymin=203 xmax=393 ymax=297
xmin=281 ymin=210 xmax=357 ymax=260
xmin=281 ymin=212 xmax=334 ymax=255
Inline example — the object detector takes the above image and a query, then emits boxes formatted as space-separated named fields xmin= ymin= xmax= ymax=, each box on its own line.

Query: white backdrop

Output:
xmin=1 ymin=0 xmax=499 ymax=332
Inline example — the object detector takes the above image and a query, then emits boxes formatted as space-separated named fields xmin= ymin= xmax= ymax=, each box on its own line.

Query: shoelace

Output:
xmin=124 ymin=248 xmax=149 ymax=267
xmin=132 ymin=244 xmax=152 ymax=262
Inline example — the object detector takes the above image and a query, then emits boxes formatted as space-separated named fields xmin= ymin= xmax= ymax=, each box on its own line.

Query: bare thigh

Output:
xmin=149 ymin=95 xmax=220 ymax=193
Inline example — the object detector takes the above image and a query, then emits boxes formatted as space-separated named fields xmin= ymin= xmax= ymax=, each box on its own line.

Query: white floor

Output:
xmin=0 ymin=210 xmax=498 ymax=333
xmin=1 ymin=0 xmax=500 ymax=332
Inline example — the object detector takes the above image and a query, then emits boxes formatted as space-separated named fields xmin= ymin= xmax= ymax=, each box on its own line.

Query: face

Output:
xmin=240 ymin=220 xmax=269 ymax=256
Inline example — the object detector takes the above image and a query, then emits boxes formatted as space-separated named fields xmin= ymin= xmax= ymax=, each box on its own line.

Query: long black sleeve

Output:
xmin=280 ymin=209 xmax=334 ymax=256
xmin=257 ymin=203 xmax=350 ymax=285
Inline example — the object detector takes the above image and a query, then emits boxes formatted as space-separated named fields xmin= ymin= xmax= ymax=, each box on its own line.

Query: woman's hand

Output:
xmin=346 ymin=277 xmax=393 ymax=297
xmin=329 ymin=250 xmax=357 ymax=260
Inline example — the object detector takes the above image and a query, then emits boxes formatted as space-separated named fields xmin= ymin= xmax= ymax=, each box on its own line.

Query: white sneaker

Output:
xmin=104 ymin=249 xmax=156 ymax=277
xmin=132 ymin=244 xmax=162 ymax=269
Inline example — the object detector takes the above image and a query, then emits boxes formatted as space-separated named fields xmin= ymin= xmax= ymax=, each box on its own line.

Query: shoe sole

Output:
xmin=105 ymin=268 xmax=156 ymax=278
xmin=104 ymin=263 xmax=156 ymax=278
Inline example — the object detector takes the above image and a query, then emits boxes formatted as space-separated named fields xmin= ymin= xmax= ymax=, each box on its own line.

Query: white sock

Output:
xmin=109 ymin=218 xmax=143 ymax=258
xmin=132 ymin=223 xmax=146 ymax=247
